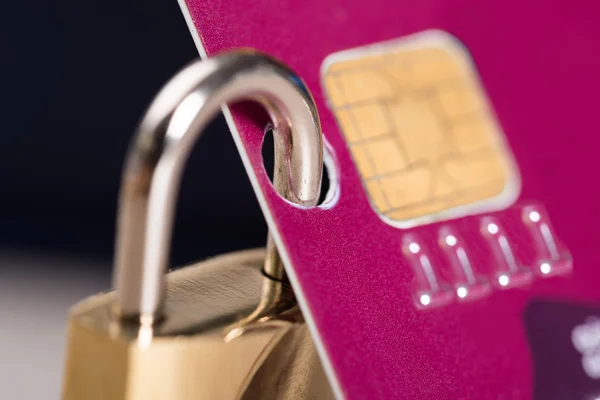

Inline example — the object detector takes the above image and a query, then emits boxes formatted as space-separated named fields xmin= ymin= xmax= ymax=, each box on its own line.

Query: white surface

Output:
xmin=0 ymin=252 xmax=110 ymax=400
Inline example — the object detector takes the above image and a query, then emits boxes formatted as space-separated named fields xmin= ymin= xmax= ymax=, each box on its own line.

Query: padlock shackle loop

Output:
xmin=113 ymin=50 xmax=323 ymax=321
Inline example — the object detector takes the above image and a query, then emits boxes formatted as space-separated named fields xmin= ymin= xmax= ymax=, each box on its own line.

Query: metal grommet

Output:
xmin=111 ymin=50 xmax=323 ymax=322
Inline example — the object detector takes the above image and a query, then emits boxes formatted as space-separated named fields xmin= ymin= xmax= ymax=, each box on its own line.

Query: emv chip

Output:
xmin=321 ymin=31 xmax=520 ymax=227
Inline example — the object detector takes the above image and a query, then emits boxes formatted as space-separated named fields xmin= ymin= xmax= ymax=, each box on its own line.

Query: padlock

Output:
xmin=61 ymin=50 xmax=333 ymax=400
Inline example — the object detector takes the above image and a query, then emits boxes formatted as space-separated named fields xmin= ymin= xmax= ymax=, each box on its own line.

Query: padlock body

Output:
xmin=62 ymin=248 xmax=333 ymax=400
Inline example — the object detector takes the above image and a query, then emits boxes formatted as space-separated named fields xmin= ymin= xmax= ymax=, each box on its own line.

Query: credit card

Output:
xmin=178 ymin=1 xmax=600 ymax=398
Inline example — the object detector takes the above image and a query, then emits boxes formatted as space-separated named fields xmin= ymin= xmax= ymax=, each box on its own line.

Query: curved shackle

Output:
xmin=113 ymin=50 xmax=323 ymax=321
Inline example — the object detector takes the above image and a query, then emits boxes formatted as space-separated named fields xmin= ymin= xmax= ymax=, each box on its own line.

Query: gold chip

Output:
xmin=321 ymin=30 xmax=520 ymax=227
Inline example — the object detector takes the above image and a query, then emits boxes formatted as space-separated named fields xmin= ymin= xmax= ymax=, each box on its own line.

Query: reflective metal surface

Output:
xmin=62 ymin=249 xmax=333 ymax=400
xmin=113 ymin=50 xmax=323 ymax=319
xmin=240 ymin=323 xmax=333 ymax=400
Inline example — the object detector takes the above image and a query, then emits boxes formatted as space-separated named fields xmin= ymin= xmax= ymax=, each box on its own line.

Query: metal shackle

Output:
xmin=112 ymin=50 xmax=323 ymax=321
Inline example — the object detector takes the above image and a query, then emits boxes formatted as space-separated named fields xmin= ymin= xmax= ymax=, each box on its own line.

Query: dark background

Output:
xmin=1 ymin=0 xmax=272 ymax=269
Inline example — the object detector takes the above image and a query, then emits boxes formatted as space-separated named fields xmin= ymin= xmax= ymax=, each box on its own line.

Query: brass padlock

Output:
xmin=61 ymin=50 xmax=333 ymax=400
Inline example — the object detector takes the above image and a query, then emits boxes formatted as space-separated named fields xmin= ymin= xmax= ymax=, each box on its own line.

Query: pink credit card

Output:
xmin=178 ymin=1 xmax=600 ymax=399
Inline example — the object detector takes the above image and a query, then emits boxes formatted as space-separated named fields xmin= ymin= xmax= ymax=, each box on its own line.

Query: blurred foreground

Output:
xmin=0 ymin=251 xmax=110 ymax=400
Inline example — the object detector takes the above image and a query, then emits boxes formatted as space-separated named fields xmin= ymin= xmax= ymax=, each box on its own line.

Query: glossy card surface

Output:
xmin=178 ymin=1 xmax=600 ymax=399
